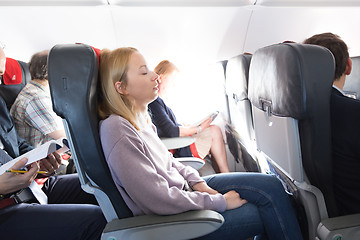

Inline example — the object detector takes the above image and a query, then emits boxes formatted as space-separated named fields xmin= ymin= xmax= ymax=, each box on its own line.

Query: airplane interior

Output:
xmin=1 ymin=0 xmax=360 ymax=239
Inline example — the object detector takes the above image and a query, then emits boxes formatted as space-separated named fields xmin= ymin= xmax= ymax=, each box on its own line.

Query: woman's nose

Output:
xmin=154 ymin=73 xmax=160 ymax=83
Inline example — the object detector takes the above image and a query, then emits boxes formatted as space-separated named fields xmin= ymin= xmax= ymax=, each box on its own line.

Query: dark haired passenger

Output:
xmin=11 ymin=50 xmax=66 ymax=148
xmin=304 ymin=32 xmax=360 ymax=215
xmin=148 ymin=60 xmax=230 ymax=173
xmin=98 ymin=47 xmax=303 ymax=240
xmin=0 ymin=45 xmax=106 ymax=239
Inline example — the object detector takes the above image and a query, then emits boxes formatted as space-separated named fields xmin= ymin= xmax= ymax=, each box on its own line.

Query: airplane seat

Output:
xmin=248 ymin=43 xmax=360 ymax=240
xmin=160 ymin=137 xmax=205 ymax=170
xmin=0 ymin=57 xmax=31 ymax=110
xmin=225 ymin=53 xmax=260 ymax=172
xmin=343 ymin=56 xmax=360 ymax=99
xmin=47 ymin=43 xmax=224 ymax=240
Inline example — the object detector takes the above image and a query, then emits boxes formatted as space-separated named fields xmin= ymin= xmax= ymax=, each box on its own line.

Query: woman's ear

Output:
xmin=345 ymin=58 xmax=352 ymax=76
xmin=115 ymin=81 xmax=126 ymax=95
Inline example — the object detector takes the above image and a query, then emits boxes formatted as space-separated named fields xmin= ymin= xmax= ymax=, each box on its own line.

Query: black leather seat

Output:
xmin=248 ymin=43 xmax=360 ymax=239
xmin=47 ymin=43 xmax=224 ymax=240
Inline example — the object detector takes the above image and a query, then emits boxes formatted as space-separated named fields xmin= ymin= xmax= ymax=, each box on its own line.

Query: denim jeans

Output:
xmin=196 ymin=172 xmax=303 ymax=240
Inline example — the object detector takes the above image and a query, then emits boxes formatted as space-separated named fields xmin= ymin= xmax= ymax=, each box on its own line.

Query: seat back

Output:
xmin=225 ymin=54 xmax=253 ymax=146
xmin=248 ymin=43 xmax=337 ymax=239
xmin=48 ymin=43 xmax=132 ymax=221
xmin=0 ymin=58 xmax=31 ymax=109
xmin=343 ymin=56 xmax=360 ymax=99
xmin=225 ymin=53 xmax=259 ymax=172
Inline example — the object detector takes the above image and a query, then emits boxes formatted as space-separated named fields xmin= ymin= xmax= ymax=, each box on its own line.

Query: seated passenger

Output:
xmin=10 ymin=50 xmax=66 ymax=148
xmin=148 ymin=60 xmax=230 ymax=173
xmin=0 ymin=45 xmax=106 ymax=240
xmin=97 ymin=47 xmax=303 ymax=240
xmin=304 ymin=33 xmax=360 ymax=216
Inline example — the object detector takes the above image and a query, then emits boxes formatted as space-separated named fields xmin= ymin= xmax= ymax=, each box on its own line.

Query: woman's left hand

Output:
xmin=192 ymin=182 xmax=218 ymax=195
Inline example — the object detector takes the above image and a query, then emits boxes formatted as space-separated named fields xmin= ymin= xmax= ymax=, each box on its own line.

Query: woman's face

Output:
xmin=117 ymin=52 xmax=159 ymax=110
xmin=159 ymin=70 xmax=177 ymax=98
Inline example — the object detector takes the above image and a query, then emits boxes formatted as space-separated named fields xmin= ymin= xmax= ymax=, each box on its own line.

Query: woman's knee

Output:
xmin=210 ymin=125 xmax=223 ymax=139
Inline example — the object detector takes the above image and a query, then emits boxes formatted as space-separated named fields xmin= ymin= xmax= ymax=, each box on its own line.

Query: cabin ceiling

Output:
xmin=1 ymin=0 xmax=360 ymax=6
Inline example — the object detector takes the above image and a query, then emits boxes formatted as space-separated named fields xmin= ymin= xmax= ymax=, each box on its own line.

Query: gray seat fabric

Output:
xmin=225 ymin=53 xmax=259 ymax=172
xmin=248 ymin=43 xmax=360 ymax=240
xmin=47 ymin=43 xmax=224 ymax=240
xmin=343 ymin=56 xmax=360 ymax=99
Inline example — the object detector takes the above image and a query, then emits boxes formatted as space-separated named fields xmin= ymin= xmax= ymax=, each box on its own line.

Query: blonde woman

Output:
xmin=98 ymin=47 xmax=302 ymax=240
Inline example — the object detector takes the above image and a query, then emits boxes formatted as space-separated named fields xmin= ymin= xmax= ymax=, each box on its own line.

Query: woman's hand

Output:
xmin=199 ymin=117 xmax=212 ymax=131
xmin=192 ymin=182 xmax=218 ymax=195
xmin=0 ymin=158 xmax=39 ymax=195
xmin=223 ymin=190 xmax=247 ymax=210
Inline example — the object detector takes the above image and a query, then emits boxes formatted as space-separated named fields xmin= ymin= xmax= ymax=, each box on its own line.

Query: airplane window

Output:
xmin=164 ymin=62 xmax=227 ymax=125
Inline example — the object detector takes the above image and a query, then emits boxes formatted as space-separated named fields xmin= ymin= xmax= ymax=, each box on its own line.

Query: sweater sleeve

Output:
xmin=101 ymin=116 xmax=226 ymax=215
xmin=171 ymin=158 xmax=205 ymax=187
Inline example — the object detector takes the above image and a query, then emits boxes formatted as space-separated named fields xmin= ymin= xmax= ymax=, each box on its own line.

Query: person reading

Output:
xmin=148 ymin=60 xmax=230 ymax=173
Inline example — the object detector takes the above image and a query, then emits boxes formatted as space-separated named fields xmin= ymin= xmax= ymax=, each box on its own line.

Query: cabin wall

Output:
xmin=244 ymin=6 xmax=360 ymax=57
xmin=1 ymin=3 xmax=360 ymax=123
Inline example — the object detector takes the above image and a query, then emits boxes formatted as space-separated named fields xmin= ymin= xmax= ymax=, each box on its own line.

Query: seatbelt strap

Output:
xmin=29 ymin=181 xmax=48 ymax=204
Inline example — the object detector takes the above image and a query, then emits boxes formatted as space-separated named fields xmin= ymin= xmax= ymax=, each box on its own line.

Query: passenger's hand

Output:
xmin=0 ymin=158 xmax=39 ymax=195
xmin=192 ymin=182 xmax=219 ymax=195
xmin=39 ymin=152 xmax=62 ymax=174
xmin=200 ymin=117 xmax=212 ymax=130
xmin=223 ymin=190 xmax=247 ymax=210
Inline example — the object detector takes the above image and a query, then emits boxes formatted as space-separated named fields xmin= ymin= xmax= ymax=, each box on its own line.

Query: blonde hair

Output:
xmin=98 ymin=47 xmax=142 ymax=130
xmin=154 ymin=60 xmax=179 ymax=76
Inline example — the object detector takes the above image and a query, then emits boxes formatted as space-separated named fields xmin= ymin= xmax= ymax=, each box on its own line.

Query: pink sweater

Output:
xmin=99 ymin=114 xmax=226 ymax=216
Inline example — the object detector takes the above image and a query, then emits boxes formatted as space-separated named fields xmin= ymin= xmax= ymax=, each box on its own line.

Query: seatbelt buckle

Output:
xmin=12 ymin=187 xmax=39 ymax=204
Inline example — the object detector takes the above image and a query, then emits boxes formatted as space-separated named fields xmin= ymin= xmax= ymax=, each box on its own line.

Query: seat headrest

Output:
xmin=0 ymin=58 xmax=30 ymax=109
xmin=76 ymin=43 xmax=101 ymax=64
xmin=225 ymin=54 xmax=252 ymax=101
xmin=248 ymin=43 xmax=335 ymax=120
xmin=3 ymin=57 xmax=22 ymax=85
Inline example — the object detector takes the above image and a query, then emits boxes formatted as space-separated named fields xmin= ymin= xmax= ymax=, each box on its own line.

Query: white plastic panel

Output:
xmin=0 ymin=5 xmax=116 ymax=61
xmin=252 ymin=107 xmax=304 ymax=182
xmin=257 ymin=0 xmax=360 ymax=7
xmin=244 ymin=7 xmax=360 ymax=57
xmin=109 ymin=0 xmax=255 ymax=7
xmin=0 ymin=0 xmax=107 ymax=6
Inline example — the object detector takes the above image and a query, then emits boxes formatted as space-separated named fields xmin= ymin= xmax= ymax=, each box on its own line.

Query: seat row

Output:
xmin=2 ymin=42 xmax=360 ymax=239
xmin=222 ymin=44 xmax=360 ymax=240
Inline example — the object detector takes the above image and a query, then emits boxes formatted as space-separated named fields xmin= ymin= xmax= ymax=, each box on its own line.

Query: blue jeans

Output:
xmin=196 ymin=173 xmax=303 ymax=240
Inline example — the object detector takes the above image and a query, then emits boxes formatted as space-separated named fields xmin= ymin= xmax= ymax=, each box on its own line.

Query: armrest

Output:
xmin=177 ymin=157 xmax=205 ymax=170
xmin=102 ymin=210 xmax=224 ymax=240
xmin=161 ymin=136 xmax=195 ymax=150
xmin=317 ymin=213 xmax=360 ymax=239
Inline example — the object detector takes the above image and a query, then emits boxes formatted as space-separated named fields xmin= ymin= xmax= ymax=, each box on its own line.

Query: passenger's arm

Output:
xmin=179 ymin=117 xmax=213 ymax=137
xmin=25 ymin=97 xmax=65 ymax=140
xmin=47 ymin=129 xmax=66 ymax=140
xmin=0 ymin=158 xmax=38 ymax=195
xmin=108 ymin=136 xmax=226 ymax=215
xmin=101 ymin=118 xmax=226 ymax=215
